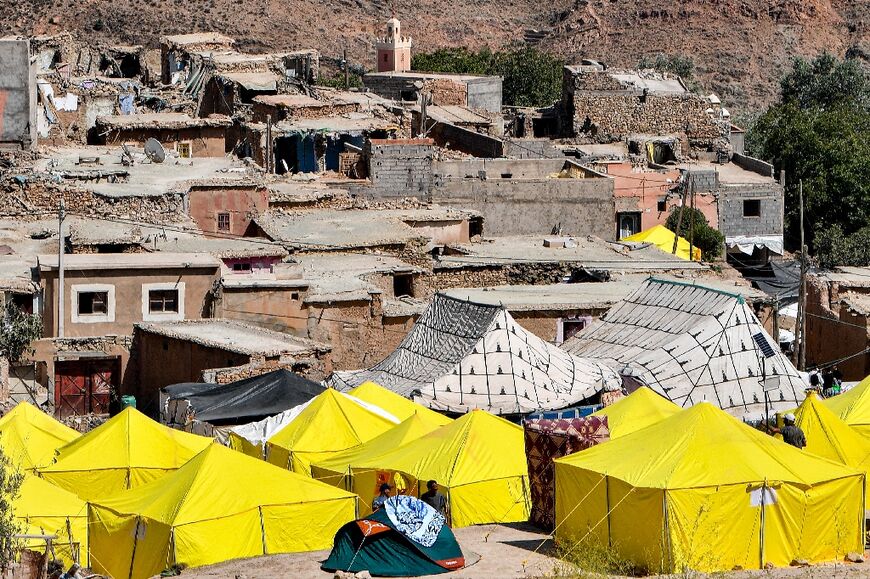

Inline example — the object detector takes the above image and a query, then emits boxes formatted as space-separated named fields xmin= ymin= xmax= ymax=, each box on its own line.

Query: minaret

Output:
xmin=376 ymin=17 xmax=412 ymax=73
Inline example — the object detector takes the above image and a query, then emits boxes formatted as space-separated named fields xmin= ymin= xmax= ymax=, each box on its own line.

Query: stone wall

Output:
xmin=424 ymin=79 xmax=467 ymax=107
xmin=0 ymin=181 xmax=188 ymax=223
xmin=561 ymin=68 xmax=725 ymax=146
xmin=366 ymin=139 xmax=434 ymax=199
xmin=718 ymin=184 xmax=784 ymax=238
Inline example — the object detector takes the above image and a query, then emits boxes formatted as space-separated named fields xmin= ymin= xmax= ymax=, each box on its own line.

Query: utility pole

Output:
xmin=798 ymin=180 xmax=807 ymax=371
xmin=420 ymin=91 xmax=428 ymax=137
xmin=772 ymin=294 xmax=780 ymax=346
xmin=57 ymin=198 xmax=65 ymax=338
xmin=266 ymin=114 xmax=273 ymax=174
xmin=672 ymin=178 xmax=689 ymax=255
xmin=688 ymin=180 xmax=696 ymax=261
xmin=343 ymin=46 xmax=349 ymax=90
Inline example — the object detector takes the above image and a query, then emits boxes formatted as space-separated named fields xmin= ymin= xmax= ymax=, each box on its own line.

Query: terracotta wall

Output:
xmin=131 ymin=330 xmax=253 ymax=415
xmin=101 ymin=126 xmax=227 ymax=157
xmin=187 ymin=185 xmax=269 ymax=236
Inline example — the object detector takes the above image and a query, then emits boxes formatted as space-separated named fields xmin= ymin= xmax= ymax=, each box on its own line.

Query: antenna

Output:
xmin=144 ymin=138 xmax=166 ymax=163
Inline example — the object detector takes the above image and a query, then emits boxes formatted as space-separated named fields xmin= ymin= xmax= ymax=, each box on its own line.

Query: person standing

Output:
xmin=420 ymin=480 xmax=448 ymax=516
xmin=769 ymin=413 xmax=806 ymax=449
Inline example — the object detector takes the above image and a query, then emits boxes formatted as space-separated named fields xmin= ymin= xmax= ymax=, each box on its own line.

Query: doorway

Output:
xmin=54 ymin=358 xmax=119 ymax=417
xmin=617 ymin=212 xmax=642 ymax=239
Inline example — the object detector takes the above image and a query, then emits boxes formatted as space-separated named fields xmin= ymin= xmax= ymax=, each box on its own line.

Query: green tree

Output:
xmin=412 ymin=47 xmax=564 ymax=108
xmin=0 ymin=302 xmax=42 ymax=366
xmin=665 ymin=206 xmax=724 ymax=260
xmin=0 ymin=450 xmax=22 ymax=570
xmin=746 ymin=54 xmax=870 ymax=263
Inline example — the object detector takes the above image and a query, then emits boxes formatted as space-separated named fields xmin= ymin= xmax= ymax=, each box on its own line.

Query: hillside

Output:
xmin=4 ymin=0 xmax=867 ymax=111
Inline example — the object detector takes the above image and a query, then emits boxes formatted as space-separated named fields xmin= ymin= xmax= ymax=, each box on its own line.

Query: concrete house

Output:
xmin=0 ymin=38 xmax=36 ymax=150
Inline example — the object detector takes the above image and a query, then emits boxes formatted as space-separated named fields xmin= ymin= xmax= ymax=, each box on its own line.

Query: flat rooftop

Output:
xmin=295 ymin=253 xmax=422 ymax=303
xmin=254 ymin=208 xmax=474 ymax=250
xmin=162 ymin=32 xmax=235 ymax=47
xmin=679 ymin=161 xmax=775 ymax=185
xmin=95 ymin=113 xmax=232 ymax=130
xmin=272 ymin=115 xmax=397 ymax=134
xmin=38 ymin=252 xmax=220 ymax=271
xmin=218 ymin=72 xmax=280 ymax=91
xmin=365 ymin=71 xmax=498 ymax=82
xmin=443 ymin=275 xmax=764 ymax=310
xmin=135 ymin=319 xmax=327 ymax=356
xmin=36 ymin=146 xmax=255 ymax=198
xmin=0 ymin=256 xmax=37 ymax=294
xmin=67 ymin=217 xmax=286 ymax=259
xmin=254 ymin=94 xmax=327 ymax=108
xmin=438 ymin=236 xmax=708 ymax=272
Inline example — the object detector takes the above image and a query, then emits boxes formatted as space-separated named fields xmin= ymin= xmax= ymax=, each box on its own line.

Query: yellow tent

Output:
xmin=342 ymin=410 xmax=530 ymax=527
xmin=555 ymin=402 xmax=864 ymax=573
xmin=39 ymin=407 xmax=212 ymax=500
xmin=590 ymin=386 xmax=681 ymax=439
xmin=622 ymin=225 xmax=702 ymax=261
xmin=265 ymin=388 xmax=399 ymax=476
xmin=824 ymin=375 xmax=870 ymax=437
xmin=0 ymin=401 xmax=79 ymax=470
xmin=88 ymin=444 xmax=356 ymax=579
xmin=15 ymin=475 xmax=87 ymax=567
xmin=310 ymin=411 xmax=446 ymax=490
xmin=796 ymin=391 xmax=870 ymax=492
xmin=348 ymin=381 xmax=452 ymax=426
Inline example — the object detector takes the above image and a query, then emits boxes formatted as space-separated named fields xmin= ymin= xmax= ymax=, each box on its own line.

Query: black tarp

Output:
xmin=162 ymin=369 xmax=325 ymax=424
xmin=741 ymin=260 xmax=801 ymax=304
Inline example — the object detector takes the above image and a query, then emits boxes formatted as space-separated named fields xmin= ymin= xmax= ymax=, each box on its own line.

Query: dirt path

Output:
xmin=178 ymin=522 xmax=559 ymax=578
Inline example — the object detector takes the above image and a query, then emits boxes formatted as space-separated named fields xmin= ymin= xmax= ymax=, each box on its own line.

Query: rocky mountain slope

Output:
xmin=4 ymin=0 xmax=866 ymax=110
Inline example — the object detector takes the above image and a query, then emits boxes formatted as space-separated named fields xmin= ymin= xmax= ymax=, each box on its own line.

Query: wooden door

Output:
xmin=54 ymin=359 xmax=119 ymax=417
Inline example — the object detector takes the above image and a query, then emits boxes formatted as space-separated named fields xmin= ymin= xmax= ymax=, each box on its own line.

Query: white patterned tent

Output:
xmin=329 ymin=294 xmax=622 ymax=414
xmin=562 ymin=278 xmax=807 ymax=419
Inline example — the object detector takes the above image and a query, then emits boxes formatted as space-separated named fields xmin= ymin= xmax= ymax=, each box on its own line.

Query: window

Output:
xmin=393 ymin=273 xmax=414 ymax=298
xmin=177 ymin=142 xmax=192 ymax=158
xmin=557 ymin=316 xmax=592 ymax=345
xmin=617 ymin=212 xmax=641 ymax=239
xmin=78 ymin=292 xmax=108 ymax=315
xmin=232 ymin=262 xmax=252 ymax=273
xmin=657 ymin=199 xmax=667 ymax=212
xmin=149 ymin=289 xmax=179 ymax=314
xmin=217 ymin=212 xmax=231 ymax=231
xmin=72 ymin=284 xmax=115 ymax=324
xmin=142 ymin=282 xmax=185 ymax=321
xmin=743 ymin=199 xmax=761 ymax=217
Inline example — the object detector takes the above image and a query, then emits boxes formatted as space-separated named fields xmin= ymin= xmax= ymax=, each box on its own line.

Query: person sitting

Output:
xmin=372 ymin=483 xmax=391 ymax=512
xmin=420 ymin=480 xmax=447 ymax=517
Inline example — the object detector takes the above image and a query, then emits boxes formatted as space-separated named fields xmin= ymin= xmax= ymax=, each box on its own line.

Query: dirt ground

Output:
xmin=178 ymin=522 xmax=558 ymax=578
xmin=174 ymin=522 xmax=870 ymax=579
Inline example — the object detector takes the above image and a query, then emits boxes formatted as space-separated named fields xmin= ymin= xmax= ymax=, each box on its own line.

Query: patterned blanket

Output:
xmin=384 ymin=495 xmax=446 ymax=548
xmin=524 ymin=416 xmax=609 ymax=530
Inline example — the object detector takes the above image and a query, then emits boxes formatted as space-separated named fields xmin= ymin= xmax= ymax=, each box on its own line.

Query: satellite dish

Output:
xmin=144 ymin=138 xmax=166 ymax=164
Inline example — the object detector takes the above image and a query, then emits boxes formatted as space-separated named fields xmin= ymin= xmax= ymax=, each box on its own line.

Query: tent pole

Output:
xmin=662 ymin=491 xmax=671 ymax=573
xmin=759 ymin=481 xmax=766 ymax=569
xmin=128 ymin=518 xmax=141 ymax=579
xmin=259 ymin=506 xmax=267 ymax=555
xmin=604 ymin=475 xmax=612 ymax=548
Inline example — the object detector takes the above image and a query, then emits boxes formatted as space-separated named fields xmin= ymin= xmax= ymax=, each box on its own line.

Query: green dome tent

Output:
xmin=322 ymin=496 xmax=465 ymax=577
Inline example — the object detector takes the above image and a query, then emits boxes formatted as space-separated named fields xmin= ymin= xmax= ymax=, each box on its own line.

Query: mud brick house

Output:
xmin=93 ymin=113 xmax=232 ymax=157
xmin=160 ymin=32 xmax=236 ymax=84
xmin=198 ymin=72 xmax=281 ymax=117
xmin=185 ymin=180 xmax=269 ymax=236
xmin=559 ymin=63 xmax=727 ymax=148
xmin=251 ymin=94 xmax=361 ymax=124
xmin=364 ymin=71 xmax=502 ymax=113
xmin=35 ymin=252 xmax=220 ymax=416
xmin=806 ymin=268 xmax=870 ymax=381
xmin=131 ymin=319 xmax=330 ymax=414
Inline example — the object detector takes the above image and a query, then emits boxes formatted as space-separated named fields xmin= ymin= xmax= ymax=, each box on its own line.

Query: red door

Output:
xmin=54 ymin=359 xmax=118 ymax=418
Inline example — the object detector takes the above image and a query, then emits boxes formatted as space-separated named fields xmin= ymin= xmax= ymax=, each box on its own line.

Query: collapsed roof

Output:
xmin=563 ymin=278 xmax=806 ymax=419
xmin=329 ymin=293 xmax=622 ymax=414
